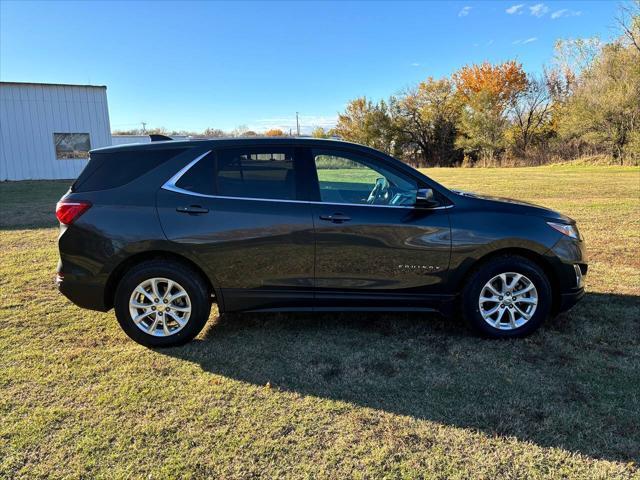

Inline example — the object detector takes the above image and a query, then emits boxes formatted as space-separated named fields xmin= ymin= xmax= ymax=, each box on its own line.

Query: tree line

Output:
xmin=112 ymin=125 xmax=289 ymax=138
xmin=332 ymin=6 xmax=639 ymax=167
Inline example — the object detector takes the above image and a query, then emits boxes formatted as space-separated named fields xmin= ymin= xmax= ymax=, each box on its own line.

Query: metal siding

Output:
xmin=0 ymin=83 xmax=111 ymax=180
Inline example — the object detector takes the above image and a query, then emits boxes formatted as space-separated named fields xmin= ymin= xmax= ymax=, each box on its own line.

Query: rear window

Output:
xmin=175 ymin=147 xmax=297 ymax=200
xmin=73 ymin=148 xmax=186 ymax=192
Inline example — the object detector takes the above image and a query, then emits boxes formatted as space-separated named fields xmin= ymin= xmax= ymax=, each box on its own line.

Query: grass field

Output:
xmin=1 ymin=165 xmax=639 ymax=479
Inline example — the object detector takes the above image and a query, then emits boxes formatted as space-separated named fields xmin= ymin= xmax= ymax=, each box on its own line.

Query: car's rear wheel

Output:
xmin=114 ymin=260 xmax=211 ymax=347
xmin=462 ymin=255 xmax=551 ymax=338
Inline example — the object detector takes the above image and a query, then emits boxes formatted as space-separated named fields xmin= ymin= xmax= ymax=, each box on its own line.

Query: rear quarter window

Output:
xmin=73 ymin=148 xmax=186 ymax=192
xmin=175 ymin=147 xmax=297 ymax=200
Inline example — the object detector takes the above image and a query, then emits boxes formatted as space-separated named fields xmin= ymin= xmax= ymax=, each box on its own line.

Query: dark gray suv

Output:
xmin=56 ymin=137 xmax=586 ymax=347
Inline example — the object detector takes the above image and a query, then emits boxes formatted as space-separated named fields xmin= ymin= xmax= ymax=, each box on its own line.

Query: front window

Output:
xmin=54 ymin=133 xmax=91 ymax=159
xmin=313 ymin=149 xmax=417 ymax=206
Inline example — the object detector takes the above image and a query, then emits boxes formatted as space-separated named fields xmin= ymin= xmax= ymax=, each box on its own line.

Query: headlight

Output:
xmin=547 ymin=221 xmax=580 ymax=240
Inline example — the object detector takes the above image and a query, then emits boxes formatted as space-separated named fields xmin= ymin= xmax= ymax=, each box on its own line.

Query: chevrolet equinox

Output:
xmin=56 ymin=137 xmax=587 ymax=347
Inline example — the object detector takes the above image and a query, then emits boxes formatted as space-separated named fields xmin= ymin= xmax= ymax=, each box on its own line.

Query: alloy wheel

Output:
xmin=478 ymin=272 xmax=538 ymax=330
xmin=128 ymin=277 xmax=192 ymax=337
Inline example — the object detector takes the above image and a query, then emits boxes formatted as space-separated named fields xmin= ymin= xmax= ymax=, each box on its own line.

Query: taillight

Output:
xmin=55 ymin=201 xmax=91 ymax=225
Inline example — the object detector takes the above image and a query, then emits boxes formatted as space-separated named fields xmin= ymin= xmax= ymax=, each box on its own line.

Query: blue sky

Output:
xmin=1 ymin=1 xmax=620 ymax=133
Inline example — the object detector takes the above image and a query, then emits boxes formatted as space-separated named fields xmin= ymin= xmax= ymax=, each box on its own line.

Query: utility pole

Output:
xmin=141 ymin=122 xmax=147 ymax=134
xmin=295 ymin=112 xmax=300 ymax=136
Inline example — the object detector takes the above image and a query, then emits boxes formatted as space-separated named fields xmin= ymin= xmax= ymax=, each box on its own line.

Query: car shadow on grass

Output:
xmin=158 ymin=292 xmax=640 ymax=463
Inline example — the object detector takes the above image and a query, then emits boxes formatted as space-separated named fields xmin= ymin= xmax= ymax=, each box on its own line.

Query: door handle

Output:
xmin=319 ymin=213 xmax=351 ymax=223
xmin=176 ymin=205 xmax=209 ymax=215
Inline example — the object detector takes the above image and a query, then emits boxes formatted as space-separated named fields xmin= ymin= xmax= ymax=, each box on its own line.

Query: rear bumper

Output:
xmin=56 ymin=263 xmax=110 ymax=312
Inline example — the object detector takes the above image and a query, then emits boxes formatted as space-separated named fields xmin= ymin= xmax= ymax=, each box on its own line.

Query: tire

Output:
xmin=114 ymin=260 xmax=211 ymax=347
xmin=461 ymin=255 xmax=552 ymax=338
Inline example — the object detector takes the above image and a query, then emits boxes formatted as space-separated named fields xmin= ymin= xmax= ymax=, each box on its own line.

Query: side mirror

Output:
xmin=416 ymin=188 xmax=439 ymax=208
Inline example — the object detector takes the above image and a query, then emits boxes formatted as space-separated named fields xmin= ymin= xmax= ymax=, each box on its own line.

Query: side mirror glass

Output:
xmin=416 ymin=188 xmax=439 ymax=208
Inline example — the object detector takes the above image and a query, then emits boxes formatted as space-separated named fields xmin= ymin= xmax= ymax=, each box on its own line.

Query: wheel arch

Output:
xmin=455 ymin=247 xmax=561 ymax=313
xmin=103 ymin=250 xmax=222 ymax=311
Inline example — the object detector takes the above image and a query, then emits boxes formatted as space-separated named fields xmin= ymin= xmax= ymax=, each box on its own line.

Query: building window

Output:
xmin=54 ymin=133 xmax=91 ymax=160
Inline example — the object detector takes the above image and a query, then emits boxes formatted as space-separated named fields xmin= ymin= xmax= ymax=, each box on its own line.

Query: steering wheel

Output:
xmin=366 ymin=177 xmax=390 ymax=204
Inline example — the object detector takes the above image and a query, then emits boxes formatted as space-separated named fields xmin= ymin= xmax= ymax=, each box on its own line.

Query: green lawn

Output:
xmin=1 ymin=165 xmax=639 ymax=479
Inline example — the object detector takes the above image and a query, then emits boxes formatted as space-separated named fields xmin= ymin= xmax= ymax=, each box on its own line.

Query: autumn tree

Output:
xmin=334 ymin=97 xmax=396 ymax=154
xmin=391 ymin=77 xmax=461 ymax=166
xmin=453 ymin=61 xmax=528 ymax=108
xmin=456 ymin=91 xmax=510 ymax=164
xmin=453 ymin=61 xmax=528 ymax=163
xmin=311 ymin=127 xmax=330 ymax=138
xmin=334 ymin=97 xmax=370 ymax=143
xmin=264 ymin=128 xmax=284 ymax=136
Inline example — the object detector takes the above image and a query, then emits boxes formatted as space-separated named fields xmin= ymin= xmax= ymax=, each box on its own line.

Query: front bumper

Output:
xmin=558 ymin=287 xmax=586 ymax=313
xmin=547 ymin=236 xmax=588 ymax=312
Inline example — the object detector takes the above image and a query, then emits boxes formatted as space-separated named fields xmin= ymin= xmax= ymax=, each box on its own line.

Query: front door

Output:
xmin=308 ymin=147 xmax=451 ymax=309
xmin=157 ymin=146 xmax=315 ymax=312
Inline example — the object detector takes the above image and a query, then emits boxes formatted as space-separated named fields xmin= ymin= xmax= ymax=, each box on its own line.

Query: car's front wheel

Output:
xmin=114 ymin=260 xmax=211 ymax=347
xmin=462 ymin=255 xmax=552 ymax=338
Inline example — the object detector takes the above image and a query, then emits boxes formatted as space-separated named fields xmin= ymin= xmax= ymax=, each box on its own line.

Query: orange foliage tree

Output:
xmin=453 ymin=60 xmax=528 ymax=108
xmin=264 ymin=128 xmax=285 ymax=136
xmin=453 ymin=61 xmax=528 ymax=162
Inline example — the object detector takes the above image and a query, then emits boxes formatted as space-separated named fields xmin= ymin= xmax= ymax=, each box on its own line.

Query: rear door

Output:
xmin=157 ymin=146 xmax=315 ymax=312
xmin=307 ymin=147 xmax=452 ymax=310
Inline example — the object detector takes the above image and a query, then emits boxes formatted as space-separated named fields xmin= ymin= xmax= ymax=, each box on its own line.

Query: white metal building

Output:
xmin=0 ymin=82 xmax=112 ymax=180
